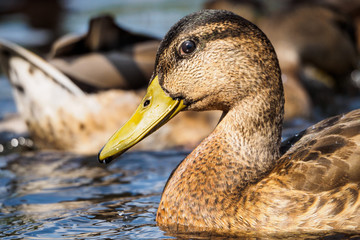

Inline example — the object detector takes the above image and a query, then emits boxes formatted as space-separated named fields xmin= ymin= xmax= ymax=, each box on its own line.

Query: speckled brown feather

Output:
xmin=148 ymin=10 xmax=360 ymax=236
xmin=242 ymin=109 xmax=360 ymax=232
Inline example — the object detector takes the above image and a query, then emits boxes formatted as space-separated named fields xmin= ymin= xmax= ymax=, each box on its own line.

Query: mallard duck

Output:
xmin=0 ymin=15 xmax=219 ymax=154
xmin=98 ymin=10 xmax=360 ymax=236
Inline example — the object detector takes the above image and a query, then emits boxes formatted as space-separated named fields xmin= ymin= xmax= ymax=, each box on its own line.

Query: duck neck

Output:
xmin=215 ymin=94 xmax=284 ymax=188
xmin=157 ymin=91 xmax=284 ymax=231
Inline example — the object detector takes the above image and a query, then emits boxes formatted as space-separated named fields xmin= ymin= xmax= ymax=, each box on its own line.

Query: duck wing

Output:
xmin=276 ymin=109 xmax=360 ymax=192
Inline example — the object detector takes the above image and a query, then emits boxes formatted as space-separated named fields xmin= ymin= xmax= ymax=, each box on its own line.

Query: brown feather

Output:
xmin=143 ymin=10 xmax=360 ymax=236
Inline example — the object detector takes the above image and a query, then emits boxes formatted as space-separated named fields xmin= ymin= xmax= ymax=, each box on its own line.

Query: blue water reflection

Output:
xmin=0 ymin=151 xmax=186 ymax=239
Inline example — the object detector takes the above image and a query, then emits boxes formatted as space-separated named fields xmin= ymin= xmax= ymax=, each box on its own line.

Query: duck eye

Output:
xmin=143 ymin=99 xmax=150 ymax=107
xmin=179 ymin=40 xmax=196 ymax=55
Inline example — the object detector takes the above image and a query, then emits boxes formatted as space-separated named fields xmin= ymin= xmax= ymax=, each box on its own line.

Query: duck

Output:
xmin=0 ymin=15 xmax=219 ymax=154
xmin=47 ymin=15 xmax=159 ymax=92
xmin=98 ymin=10 xmax=360 ymax=236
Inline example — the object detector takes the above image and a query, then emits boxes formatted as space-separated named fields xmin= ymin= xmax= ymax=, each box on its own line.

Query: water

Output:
xmin=0 ymin=151 xmax=187 ymax=239
xmin=0 ymin=77 xmax=17 ymax=118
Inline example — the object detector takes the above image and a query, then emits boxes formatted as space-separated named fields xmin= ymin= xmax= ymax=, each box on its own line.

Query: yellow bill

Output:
xmin=98 ymin=76 xmax=186 ymax=163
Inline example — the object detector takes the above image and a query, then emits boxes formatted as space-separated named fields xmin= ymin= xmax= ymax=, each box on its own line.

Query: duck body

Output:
xmin=98 ymin=10 xmax=360 ymax=236
xmin=158 ymin=109 xmax=360 ymax=234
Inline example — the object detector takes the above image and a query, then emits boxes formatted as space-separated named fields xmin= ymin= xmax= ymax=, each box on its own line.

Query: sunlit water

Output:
xmin=1 ymin=1 xmax=360 ymax=239
xmin=0 ymin=151 xmax=187 ymax=239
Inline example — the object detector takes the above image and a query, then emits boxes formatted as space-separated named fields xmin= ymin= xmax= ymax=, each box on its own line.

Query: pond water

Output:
xmin=0 ymin=150 xmax=187 ymax=239
xmin=1 ymin=1 xmax=360 ymax=239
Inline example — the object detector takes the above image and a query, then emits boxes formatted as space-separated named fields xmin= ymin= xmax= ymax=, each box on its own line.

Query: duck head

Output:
xmin=98 ymin=9 xmax=283 ymax=163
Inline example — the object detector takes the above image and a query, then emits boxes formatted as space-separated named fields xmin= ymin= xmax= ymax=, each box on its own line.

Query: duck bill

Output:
xmin=98 ymin=76 xmax=186 ymax=163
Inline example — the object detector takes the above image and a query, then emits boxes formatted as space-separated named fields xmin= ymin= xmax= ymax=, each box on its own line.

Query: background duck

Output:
xmin=205 ymin=0 xmax=360 ymax=120
xmin=48 ymin=15 xmax=159 ymax=92
xmin=0 ymin=15 xmax=220 ymax=154
xmin=99 ymin=10 xmax=360 ymax=236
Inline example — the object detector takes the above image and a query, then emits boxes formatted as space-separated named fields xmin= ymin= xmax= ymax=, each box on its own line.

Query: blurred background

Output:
xmin=0 ymin=0 xmax=208 ymax=47
xmin=0 ymin=0 xmax=359 ymax=239
xmin=0 ymin=0 xmax=207 ymax=119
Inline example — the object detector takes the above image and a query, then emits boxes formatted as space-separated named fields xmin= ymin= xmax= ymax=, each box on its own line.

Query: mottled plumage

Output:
xmin=98 ymin=10 xmax=360 ymax=236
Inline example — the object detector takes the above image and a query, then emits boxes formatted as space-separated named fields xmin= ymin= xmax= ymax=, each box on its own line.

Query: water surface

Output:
xmin=0 ymin=150 xmax=188 ymax=239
